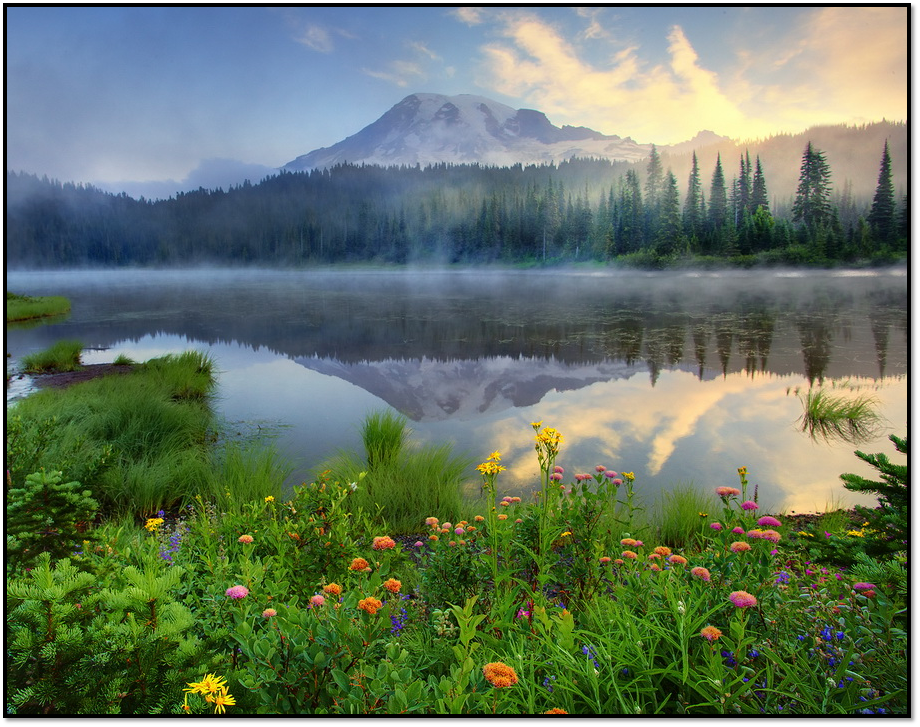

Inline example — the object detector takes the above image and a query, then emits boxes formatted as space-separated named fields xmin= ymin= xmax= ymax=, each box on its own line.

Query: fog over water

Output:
xmin=6 ymin=267 xmax=908 ymax=514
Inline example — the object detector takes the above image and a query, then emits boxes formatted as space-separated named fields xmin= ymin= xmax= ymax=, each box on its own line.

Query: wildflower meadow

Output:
xmin=5 ymin=413 xmax=907 ymax=714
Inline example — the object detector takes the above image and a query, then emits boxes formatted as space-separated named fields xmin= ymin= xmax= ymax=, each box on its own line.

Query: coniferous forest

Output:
xmin=6 ymin=131 xmax=908 ymax=269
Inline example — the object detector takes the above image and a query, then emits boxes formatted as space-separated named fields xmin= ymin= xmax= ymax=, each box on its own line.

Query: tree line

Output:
xmin=6 ymin=141 xmax=907 ymax=268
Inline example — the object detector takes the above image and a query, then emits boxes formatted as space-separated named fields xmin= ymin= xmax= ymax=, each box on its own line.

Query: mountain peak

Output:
xmin=283 ymin=93 xmax=655 ymax=171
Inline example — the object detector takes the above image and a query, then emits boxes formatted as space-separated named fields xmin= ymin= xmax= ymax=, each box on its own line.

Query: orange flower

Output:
xmin=350 ymin=557 xmax=370 ymax=571
xmin=383 ymin=578 xmax=402 ymax=594
xmin=482 ymin=661 xmax=518 ymax=688
xmin=668 ymin=555 xmax=688 ymax=565
xmin=323 ymin=582 xmax=343 ymax=596
xmin=544 ymin=708 xmax=568 ymax=714
xmin=357 ymin=597 xmax=383 ymax=615
xmin=622 ymin=550 xmax=638 ymax=559
xmin=653 ymin=546 xmax=671 ymax=557
xmin=700 ymin=625 xmax=723 ymax=642
xmin=372 ymin=536 xmax=396 ymax=550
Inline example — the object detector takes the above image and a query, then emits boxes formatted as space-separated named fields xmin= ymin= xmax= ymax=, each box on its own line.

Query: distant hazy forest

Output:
xmin=6 ymin=121 xmax=907 ymax=268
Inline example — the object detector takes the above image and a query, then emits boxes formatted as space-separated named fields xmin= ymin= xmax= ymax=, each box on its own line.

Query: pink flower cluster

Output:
xmin=226 ymin=585 xmax=249 ymax=600
xmin=715 ymin=486 xmax=741 ymax=498
xmin=728 ymin=590 xmax=758 ymax=608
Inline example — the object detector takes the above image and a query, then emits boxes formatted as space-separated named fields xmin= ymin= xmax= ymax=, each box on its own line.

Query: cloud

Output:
xmin=408 ymin=40 xmax=441 ymax=61
xmin=474 ymin=8 xmax=905 ymax=143
xmin=362 ymin=39 xmax=447 ymax=88
xmin=295 ymin=23 xmax=334 ymax=53
xmin=478 ymin=13 xmax=754 ymax=143
xmin=362 ymin=60 xmax=425 ymax=88
xmin=452 ymin=7 xmax=484 ymax=26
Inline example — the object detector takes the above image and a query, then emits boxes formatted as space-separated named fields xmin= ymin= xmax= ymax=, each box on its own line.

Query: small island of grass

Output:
xmin=6 ymin=291 xmax=71 ymax=323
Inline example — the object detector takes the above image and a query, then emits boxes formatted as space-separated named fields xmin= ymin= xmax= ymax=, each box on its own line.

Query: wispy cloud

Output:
xmin=363 ymin=60 xmax=425 ymax=88
xmin=295 ymin=24 xmax=334 ymax=53
xmin=407 ymin=40 xmax=441 ymax=61
xmin=362 ymin=39 xmax=446 ymax=88
xmin=452 ymin=7 xmax=484 ymax=26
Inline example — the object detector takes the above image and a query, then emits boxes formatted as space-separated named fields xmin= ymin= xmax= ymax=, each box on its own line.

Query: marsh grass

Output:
xmin=6 ymin=351 xmax=230 ymax=515
xmin=20 ymin=339 xmax=84 ymax=373
xmin=650 ymin=482 xmax=713 ymax=549
xmin=324 ymin=410 xmax=471 ymax=534
xmin=211 ymin=441 xmax=289 ymax=508
xmin=798 ymin=388 xmax=884 ymax=444
xmin=6 ymin=292 xmax=71 ymax=322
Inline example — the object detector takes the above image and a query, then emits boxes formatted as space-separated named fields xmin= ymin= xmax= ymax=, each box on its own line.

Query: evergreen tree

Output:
xmin=708 ymin=154 xmax=728 ymax=232
xmin=683 ymin=151 xmax=703 ymax=240
xmin=750 ymin=155 xmax=769 ymax=212
xmin=617 ymin=170 xmax=644 ymax=254
xmin=841 ymin=434 xmax=907 ymax=557
xmin=792 ymin=142 xmax=833 ymax=230
xmin=655 ymin=171 xmax=683 ymax=257
xmin=644 ymin=144 xmax=664 ymax=212
xmin=867 ymin=140 xmax=896 ymax=245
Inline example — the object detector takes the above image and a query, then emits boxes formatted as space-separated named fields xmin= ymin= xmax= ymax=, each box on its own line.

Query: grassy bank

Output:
xmin=4 ymin=361 xmax=907 ymax=715
xmin=6 ymin=349 xmax=285 ymax=516
xmin=6 ymin=291 xmax=71 ymax=322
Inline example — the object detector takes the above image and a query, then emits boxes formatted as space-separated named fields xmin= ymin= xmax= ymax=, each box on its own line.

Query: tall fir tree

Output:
xmin=750 ymin=155 xmax=769 ymax=212
xmin=655 ymin=170 xmax=683 ymax=256
xmin=792 ymin=142 xmax=833 ymax=230
xmin=708 ymin=153 xmax=728 ymax=232
xmin=867 ymin=140 xmax=896 ymax=245
xmin=683 ymin=151 xmax=703 ymax=241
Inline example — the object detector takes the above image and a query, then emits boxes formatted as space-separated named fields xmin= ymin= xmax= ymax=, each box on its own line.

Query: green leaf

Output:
xmin=331 ymin=668 xmax=351 ymax=692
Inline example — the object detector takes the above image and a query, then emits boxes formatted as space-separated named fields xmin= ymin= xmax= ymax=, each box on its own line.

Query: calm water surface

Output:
xmin=6 ymin=268 xmax=908 ymax=514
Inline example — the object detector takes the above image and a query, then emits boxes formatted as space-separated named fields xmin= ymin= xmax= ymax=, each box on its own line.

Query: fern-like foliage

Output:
xmin=840 ymin=434 xmax=908 ymax=557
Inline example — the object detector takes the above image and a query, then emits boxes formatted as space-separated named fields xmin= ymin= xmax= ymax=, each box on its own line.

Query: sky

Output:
xmin=5 ymin=5 xmax=909 ymax=197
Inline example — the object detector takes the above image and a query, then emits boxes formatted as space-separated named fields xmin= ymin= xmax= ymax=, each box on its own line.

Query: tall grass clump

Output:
xmin=6 ymin=351 xmax=228 ymax=516
xmin=209 ymin=442 xmax=289 ymax=508
xmin=20 ymin=339 xmax=84 ymax=373
xmin=798 ymin=388 xmax=884 ymax=444
xmin=324 ymin=410 xmax=470 ymax=534
xmin=6 ymin=291 xmax=71 ymax=322
xmin=650 ymin=482 xmax=713 ymax=549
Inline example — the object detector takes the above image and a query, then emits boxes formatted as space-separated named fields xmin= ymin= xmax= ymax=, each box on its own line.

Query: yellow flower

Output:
xmin=797 ymin=531 xmax=814 ymax=537
xmin=264 ymin=495 xmax=275 ymax=502
xmin=847 ymin=530 xmax=864 ymax=537
xmin=212 ymin=686 xmax=236 ymax=714
xmin=185 ymin=673 xmax=228 ymax=697
xmin=487 ymin=450 xmax=502 ymax=461
xmin=560 ymin=531 xmax=572 ymax=537
xmin=698 ymin=512 xmax=708 ymax=517
xmin=144 ymin=517 xmax=164 ymax=532
xmin=623 ymin=472 xmax=635 ymax=481
xmin=476 ymin=461 xmax=506 ymax=476
xmin=531 ymin=420 xmax=543 ymax=429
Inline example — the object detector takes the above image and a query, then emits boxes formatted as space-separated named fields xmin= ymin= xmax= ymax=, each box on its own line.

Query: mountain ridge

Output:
xmin=283 ymin=92 xmax=723 ymax=172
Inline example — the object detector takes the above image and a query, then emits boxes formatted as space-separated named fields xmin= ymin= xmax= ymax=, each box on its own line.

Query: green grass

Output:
xmin=798 ymin=388 xmax=884 ymax=444
xmin=6 ymin=291 xmax=71 ymax=322
xmin=5 ymin=349 xmax=282 ymax=516
xmin=649 ymin=482 xmax=713 ymax=549
xmin=113 ymin=353 xmax=137 ymax=366
xmin=20 ymin=339 xmax=84 ymax=373
xmin=323 ymin=410 xmax=472 ymax=534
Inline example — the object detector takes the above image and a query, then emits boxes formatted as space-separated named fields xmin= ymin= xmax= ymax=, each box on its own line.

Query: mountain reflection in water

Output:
xmin=6 ymin=268 xmax=908 ymax=513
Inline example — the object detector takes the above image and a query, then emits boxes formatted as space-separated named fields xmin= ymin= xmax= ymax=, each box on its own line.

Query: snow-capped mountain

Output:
xmin=283 ymin=93 xmax=673 ymax=171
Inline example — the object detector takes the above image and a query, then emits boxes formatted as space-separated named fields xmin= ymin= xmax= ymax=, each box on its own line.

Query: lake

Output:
xmin=6 ymin=267 xmax=908 ymax=515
